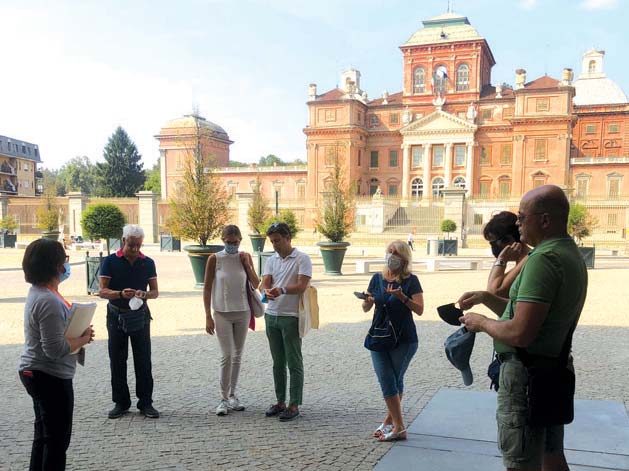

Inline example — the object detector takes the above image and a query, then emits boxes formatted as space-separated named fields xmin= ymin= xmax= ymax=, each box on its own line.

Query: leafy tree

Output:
xmin=568 ymin=204 xmax=597 ymax=245
xmin=229 ymin=160 xmax=249 ymax=167
xmin=265 ymin=210 xmax=301 ymax=239
xmin=258 ymin=154 xmax=285 ymax=166
xmin=58 ymin=156 xmax=97 ymax=195
xmin=440 ymin=219 xmax=457 ymax=239
xmin=291 ymin=158 xmax=306 ymax=165
xmin=315 ymin=147 xmax=354 ymax=242
xmin=248 ymin=174 xmax=271 ymax=234
xmin=167 ymin=115 xmax=231 ymax=246
xmin=36 ymin=183 xmax=60 ymax=232
xmin=95 ymin=127 xmax=145 ymax=197
xmin=41 ymin=168 xmax=65 ymax=196
xmin=143 ymin=162 xmax=161 ymax=195
xmin=81 ymin=203 xmax=126 ymax=254
xmin=0 ymin=215 xmax=18 ymax=233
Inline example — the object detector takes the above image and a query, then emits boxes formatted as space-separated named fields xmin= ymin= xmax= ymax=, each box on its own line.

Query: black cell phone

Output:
xmin=353 ymin=291 xmax=368 ymax=300
xmin=437 ymin=303 xmax=463 ymax=326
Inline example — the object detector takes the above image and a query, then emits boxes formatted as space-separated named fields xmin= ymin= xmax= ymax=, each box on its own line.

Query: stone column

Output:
xmin=465 ymin=142 xmax=475 ymax=195
xmin=423 ymin=143 xmax=432 ymax=199
xmin=401 ymin=144 xmax=410 ymax=201
xmin=67 ymin=192 xmax=87 ymax=237
xmin=236 ymin=192 xmax=254 ymax=234
xmin=442 ymin=188 xmax=467 ymax=246
xmin=444 ymin=142 xmax=453 ymax=188
xmin=0 ymin=195 xmax=8 ymax=220
xmin=137 ymin=191 xmax=158 ymax=243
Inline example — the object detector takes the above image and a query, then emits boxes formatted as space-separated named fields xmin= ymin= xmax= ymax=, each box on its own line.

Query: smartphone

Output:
xmin=353 ymin=291 xmax=368 ymax=300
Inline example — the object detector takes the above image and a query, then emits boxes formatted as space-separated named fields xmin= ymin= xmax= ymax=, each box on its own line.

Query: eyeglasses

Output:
xmin=516 ymin=212 xmax=545 ymax=223
xmin=64 ymin=255 xmax=70 ymax=262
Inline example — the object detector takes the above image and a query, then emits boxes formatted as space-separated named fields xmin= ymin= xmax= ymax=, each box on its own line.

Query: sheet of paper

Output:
xmin=64 ymin=302 xmax=97 ymax=354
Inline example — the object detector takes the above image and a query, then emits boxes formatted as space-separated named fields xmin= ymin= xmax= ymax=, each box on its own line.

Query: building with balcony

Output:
xmin=0 ymin=135 xmax=41 ymax=197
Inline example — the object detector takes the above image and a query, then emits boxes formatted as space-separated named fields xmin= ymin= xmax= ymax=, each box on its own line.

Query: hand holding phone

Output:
xmin=353 ymin=291 xmax=368 ymax=300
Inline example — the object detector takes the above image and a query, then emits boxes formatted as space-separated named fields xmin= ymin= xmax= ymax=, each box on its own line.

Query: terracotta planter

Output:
xmin=317 ymin=241 xmax=350 ymax=276
xmin=183 ymin=244 xmax=224 ymax=288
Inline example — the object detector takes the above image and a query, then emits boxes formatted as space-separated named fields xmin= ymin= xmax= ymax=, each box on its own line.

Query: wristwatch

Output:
xmin=494 ymin=259 xmax=507 ymax=267
xmin=281 ymin=287 xmax=287 ymax=295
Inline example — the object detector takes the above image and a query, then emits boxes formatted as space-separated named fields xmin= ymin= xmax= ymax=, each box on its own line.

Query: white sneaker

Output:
xmin=227 ymin=396 xmax=245 ymax=411
xmin=215 ymin=400 xmax=228 ymax=416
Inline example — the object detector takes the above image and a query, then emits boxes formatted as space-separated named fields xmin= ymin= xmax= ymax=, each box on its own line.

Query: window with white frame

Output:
xmin=433 ymin=146 xmax=444 ymax=167
xmin=456 ymin=64 xmax=469 ymax=91
xmin=454 ymin=145 xmax=466 ymax=166
xmin=411 ymin=178 xmax=423 ymax=199
xmin=432 ymin=177 xmax=445 ymax=198
xmin=412 ymin=146 xmax=423 ymax=167
xmin=413 ymin=67 xmax=426 ymax=93
xmin=453 ymin=176 xmax=466 ymax=190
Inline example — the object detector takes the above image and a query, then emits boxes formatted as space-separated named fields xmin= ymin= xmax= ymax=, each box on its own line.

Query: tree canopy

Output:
xmin=58 ymin=156 xmax=97 ymax=195
xmin=95 ymin=127 xmax=145 ymax=197
xmin=143 ymin=162 xmax=161 ymax=195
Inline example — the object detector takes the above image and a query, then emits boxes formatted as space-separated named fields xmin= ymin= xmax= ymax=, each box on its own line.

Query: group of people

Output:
xmin=17 ymin=184 xmax=587 ymax=471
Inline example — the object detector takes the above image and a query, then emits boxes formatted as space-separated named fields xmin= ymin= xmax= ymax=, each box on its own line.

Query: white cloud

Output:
xmin=580 ymin=0 xmax=618 ymax=9
xmin=519 ymin=0 xmax=538 ymax=9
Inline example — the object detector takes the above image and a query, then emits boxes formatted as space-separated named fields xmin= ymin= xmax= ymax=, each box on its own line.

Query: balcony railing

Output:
xmin=571 ymin=156 xmax=629 ymax=165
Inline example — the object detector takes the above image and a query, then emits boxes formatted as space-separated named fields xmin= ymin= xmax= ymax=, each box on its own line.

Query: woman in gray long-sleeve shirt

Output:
xmin=18 ymin=239 xmax=94 ymax=471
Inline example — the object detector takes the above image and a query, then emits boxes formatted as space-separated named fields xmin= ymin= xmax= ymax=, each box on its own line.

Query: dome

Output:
xmin=403 ymin=13 xmax=483 ymax=47
xmin=163 ymin=114 xmax=231 ymax=141
xmin=573 ymin=77 xmax=628 ymax=106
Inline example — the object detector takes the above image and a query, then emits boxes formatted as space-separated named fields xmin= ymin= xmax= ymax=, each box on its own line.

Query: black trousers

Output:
xmin=107 ymin=305 xmax=153 ymax=409
xmin=19 ymin=370 xmax=74 ymax=471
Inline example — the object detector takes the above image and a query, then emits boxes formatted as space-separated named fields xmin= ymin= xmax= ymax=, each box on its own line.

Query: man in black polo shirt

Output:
xmin=99 ymin=224 xmax=160 ymax=419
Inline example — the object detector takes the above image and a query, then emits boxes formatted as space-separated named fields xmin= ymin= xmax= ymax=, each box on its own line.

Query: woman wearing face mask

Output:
xmin=203 ymin=224 xmax=259 ymax=416
xmin=18 ymin=239 xmax=95 ymax=470
xmin=483 ymin=211 xmax=529 ymax=297
xmin=361 ymin=240 xmax=424 ymax=442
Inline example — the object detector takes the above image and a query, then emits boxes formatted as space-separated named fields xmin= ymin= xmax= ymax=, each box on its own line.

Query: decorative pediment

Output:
xmin=400 ymin=109 xmax=477 ymax=136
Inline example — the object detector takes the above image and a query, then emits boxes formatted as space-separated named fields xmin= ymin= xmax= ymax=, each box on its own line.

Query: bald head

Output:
xmin=520 ymin=185 xmax=569 ymax=237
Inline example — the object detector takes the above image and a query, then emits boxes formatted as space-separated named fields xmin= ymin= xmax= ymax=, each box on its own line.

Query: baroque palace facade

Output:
xmin=157 ymin=12 xmax=629 ymax=232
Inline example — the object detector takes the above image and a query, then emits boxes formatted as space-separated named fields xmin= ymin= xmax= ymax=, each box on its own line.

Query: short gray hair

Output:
xmin=122 ymin=224 xmax=145 ymax=240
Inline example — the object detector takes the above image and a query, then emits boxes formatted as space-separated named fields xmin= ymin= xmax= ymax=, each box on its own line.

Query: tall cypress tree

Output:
xmin=95 ymin=127 xmax=145 ymax=197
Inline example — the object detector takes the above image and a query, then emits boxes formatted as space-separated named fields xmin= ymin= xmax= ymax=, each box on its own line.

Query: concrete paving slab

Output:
xmin=377 ymin=388 xmax=629 ymax=471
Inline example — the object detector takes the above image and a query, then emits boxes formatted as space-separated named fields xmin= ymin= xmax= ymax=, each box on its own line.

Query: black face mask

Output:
xmin=491 ymin=244 xmax=502 ymax=258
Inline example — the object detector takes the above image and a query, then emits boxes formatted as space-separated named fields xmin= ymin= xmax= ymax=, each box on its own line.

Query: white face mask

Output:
xmin=385 ymin=253 xmax=403 ymax=271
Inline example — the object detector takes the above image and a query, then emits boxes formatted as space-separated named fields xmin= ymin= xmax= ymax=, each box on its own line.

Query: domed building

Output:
xmin=155 ymin=114 xmax=233 ymax=199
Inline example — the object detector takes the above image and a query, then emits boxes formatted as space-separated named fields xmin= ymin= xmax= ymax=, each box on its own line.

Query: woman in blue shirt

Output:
xmin=361 ymin=240 xmax=424 ymax=442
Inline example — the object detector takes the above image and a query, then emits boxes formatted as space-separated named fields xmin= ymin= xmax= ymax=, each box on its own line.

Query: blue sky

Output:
xmin=0 ymin=0 xmax=627 ymax=170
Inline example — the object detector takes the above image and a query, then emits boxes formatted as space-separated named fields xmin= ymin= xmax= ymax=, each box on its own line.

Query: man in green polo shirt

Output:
xmin=458 ymin=185 xmax=588 ymax=471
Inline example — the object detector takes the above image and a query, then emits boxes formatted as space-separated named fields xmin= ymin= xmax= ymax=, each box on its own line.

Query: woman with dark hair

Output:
xmin=18 ymin=238 xmax=95 ymax=470
xmin=203 ymin=224 xmax=259 ymax=416
xmin=483 ymin=211 xmax=528 ymax=297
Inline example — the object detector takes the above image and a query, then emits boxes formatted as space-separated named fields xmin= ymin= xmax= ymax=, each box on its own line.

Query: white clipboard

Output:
xmin=64 ymin=302 xmax=97 ymax=354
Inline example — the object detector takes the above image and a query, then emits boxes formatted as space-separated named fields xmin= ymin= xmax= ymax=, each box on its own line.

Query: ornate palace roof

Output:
xmin=403 ymin=13 xmax=483 ymax=47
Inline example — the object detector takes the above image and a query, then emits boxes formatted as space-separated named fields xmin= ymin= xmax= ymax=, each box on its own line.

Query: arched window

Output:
xmin=413 ymin=67 xmax=426 ymax=94
xmin=453 ymin=176 xmax=466 ymax=189
xmin=588 ymin=60 xmax=596 ymax=74
xmin=432 ymin=177 xmax=445 ymax=198
xmin=411 ymin=178 xmax=423 ymax=199
xmin=433 ymin=65 xmax=448 ymax=95
xmin=456 ymin=64 xmax=469 ymax=91
xmin=369 ymin=178 xmax=380 ymax=196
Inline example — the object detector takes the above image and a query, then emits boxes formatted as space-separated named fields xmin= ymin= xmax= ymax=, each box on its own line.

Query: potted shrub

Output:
xmin=248 ymin=174 xmax=271 ymax=252
xmin=37 ymin=191 xmax=61 ymax=241
xmin=81 ymin=203 xmax=126 ymax=254
xmin=167 ymin=146 xmax=230 ymax=288
xmin=439 ymin=219 xmax=458 ymax=256
xmin=568 ymin=203 xmax=597 ymax=268
xmin=315 ymin=151 xmax=354 ymax=275
xmin=0 ymin=215 xmax=18 ymax=248
xmin=264 ymin=209 xmax=301 ymax=241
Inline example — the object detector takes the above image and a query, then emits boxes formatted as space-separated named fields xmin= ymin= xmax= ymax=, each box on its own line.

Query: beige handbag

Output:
xmin=298 ymin=285 xmax=319 ymax=338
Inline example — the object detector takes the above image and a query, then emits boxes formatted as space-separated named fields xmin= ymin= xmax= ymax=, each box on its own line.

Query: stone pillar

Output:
xmin=401 ymin=144 xmax=410 ymax=201
xmin=369 ymin=192 xmax=385 ymax=234
xmin=137 ymin=191 xmax=158 ymax=243
xmin=444 ymin=142 xmax=453 ymax=188
xmin=236 ymin=192 xmax=254 ymax=234
xmin=67 ymin=192 xmax=87 ymax=237
xmin=0 ymin=195 xmax=8 ymax=220
xmin=423 ymin=144 xmax=432 ymax=199
xmin=442 ymin=188 xmax=467 ymax=246
xmin=465 ymin=142 xmax=475 ymax=196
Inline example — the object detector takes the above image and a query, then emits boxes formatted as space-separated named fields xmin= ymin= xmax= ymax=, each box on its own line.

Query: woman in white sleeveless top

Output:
xmin=203 ymin=225 xmax=259 ymax=416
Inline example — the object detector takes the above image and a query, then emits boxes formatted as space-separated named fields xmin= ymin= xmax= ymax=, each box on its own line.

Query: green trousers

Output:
xmin=265 ymin=314 xmax=303 ymax=407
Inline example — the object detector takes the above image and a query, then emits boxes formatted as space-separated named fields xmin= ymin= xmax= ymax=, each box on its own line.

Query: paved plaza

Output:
xmin=1 ymin=246 xmax=629 ymax=470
